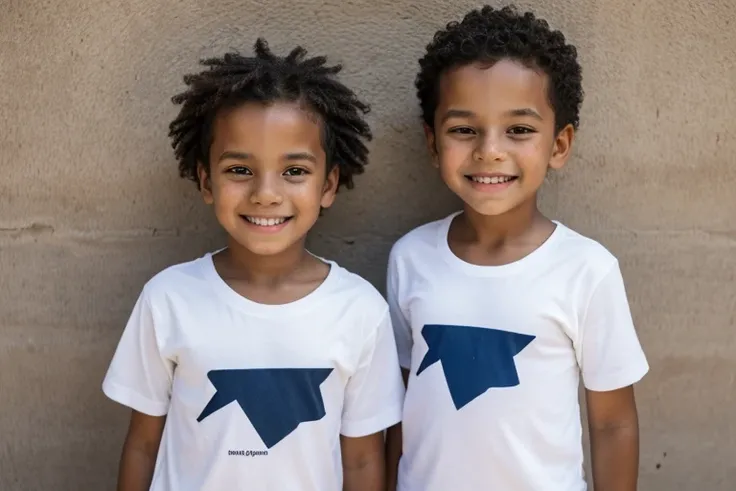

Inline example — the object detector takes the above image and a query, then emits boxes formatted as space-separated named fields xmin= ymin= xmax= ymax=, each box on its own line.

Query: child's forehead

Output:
xmin=216 ymin=100 xmax=320 ymax=126
xmin=437 ymin=59 xmax=551 ymax=112
xmin=213 ymin=101 xmax=322 ymax=137
xmin=209 ymin=101 xmax=326 ymax=154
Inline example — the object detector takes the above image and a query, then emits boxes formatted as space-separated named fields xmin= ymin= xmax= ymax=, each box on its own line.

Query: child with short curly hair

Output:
xmin=386 ymin=6 xmax=648 ymax=490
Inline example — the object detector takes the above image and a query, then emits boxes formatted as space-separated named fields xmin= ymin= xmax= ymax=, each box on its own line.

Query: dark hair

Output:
xmin=416 ymin=5 xmax=583 ymax=132
xmin=168 ymin=38 xmax=372 ymax=190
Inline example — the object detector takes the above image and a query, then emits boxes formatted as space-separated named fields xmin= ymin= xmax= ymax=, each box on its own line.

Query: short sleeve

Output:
xmin=341 ymin=309 xmax=405 ymax=437
xmin=579 ymin=261 xmax=649 ymax=392
xmin=102 ymin=288 xmax=174 ymax=416
xmin=387 ymin=250 xmax=412 ymax=369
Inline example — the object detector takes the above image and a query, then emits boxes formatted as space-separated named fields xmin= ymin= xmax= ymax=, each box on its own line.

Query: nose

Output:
xmin=473 ymin=132 xmax=507 ymax=162
xmin=249 ymin=174 xmax=283 ymax=206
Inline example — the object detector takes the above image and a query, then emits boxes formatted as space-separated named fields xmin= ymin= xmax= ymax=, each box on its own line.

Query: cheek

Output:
xmin=212 ymin=180 xmax=246 ymax=208
xmin=288 ymin=180 xmax=327 ymax=206
xmin=437 ymin=139 xmax=472 ymax=171
xmin=515 ymin=140 xmax=553 ymax=170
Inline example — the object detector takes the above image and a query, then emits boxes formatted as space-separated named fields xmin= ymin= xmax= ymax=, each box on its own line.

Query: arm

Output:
xmin=586 ymin=386 xmax=640 ymax=491
xmin=342 ymin=432 xmax=386 ymax=491
xmin=385 ymin=369 xmax=409 ymax=491
xmin=575 ymin=261 xmax=648 ymax=490
xmin=102 ymin=290 xmax=174 ymax=490
xmin=341 ymin=307 xmax=404 ymax=491
xmin=117 ymin=410 xmax=166 ymax=491
xmin=384 ymin=247 xmax=413 ymax=491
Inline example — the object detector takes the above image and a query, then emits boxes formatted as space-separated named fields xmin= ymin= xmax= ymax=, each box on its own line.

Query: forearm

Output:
xmin=589 ymin=423 xmax=640 ymax=491
xmin=343 ymin=455 xmax=385 ymax=491
xmin=117 ymin=440 xmax=158 ymax=491
xmin=385 ymin=424 xmax=402 ymax=491
xmin=385 ymin=368 xmax=409 ymax=491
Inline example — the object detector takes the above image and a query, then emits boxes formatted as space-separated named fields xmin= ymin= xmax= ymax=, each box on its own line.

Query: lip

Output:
xmin=468 ymin=172 xmax=517 ymax=178
xmin=240 ymin=215 xmax=293 ymax=234
xmin=465 ymin=174 xmax=518 ymax=193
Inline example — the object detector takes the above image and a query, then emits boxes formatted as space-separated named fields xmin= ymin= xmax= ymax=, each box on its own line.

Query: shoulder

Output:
xmin=140 ymin=253 xmax=212 ymax=306
xmin=326 ymin=261 xmax=387 ymax=312
xmin=315 ymin=260 xmax=392 ymax=342
xmin=550 ymin=222 xmax=621 ymax=282
xmin=389 ymin=213 xmax=454 ymax=264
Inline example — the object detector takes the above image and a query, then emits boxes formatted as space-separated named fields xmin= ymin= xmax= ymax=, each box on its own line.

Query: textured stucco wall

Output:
xmin=1 ymin=0 xmax=734 ymax=489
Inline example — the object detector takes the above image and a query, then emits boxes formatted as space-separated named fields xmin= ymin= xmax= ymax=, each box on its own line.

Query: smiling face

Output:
xmin=426 ymin=59 xmax=574 ymax=217
xmin=198 ymin=100 xmax=338 ymax=257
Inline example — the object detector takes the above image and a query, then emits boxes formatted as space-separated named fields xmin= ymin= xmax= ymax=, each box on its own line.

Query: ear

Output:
xmin=197 ymin=162 xmax=214 ymax=204
xmin=320 ymin=165 xmax=340 ymax=209
xmin=423 ymin=123 xmax=440 ymax=168
xmin=548 ymin=124 xmax=575 ymax=171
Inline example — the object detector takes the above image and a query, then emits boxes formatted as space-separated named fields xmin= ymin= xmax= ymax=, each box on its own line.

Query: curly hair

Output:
xmin=416 ymin=5 xmax=583 ymax=132
xmin=168 ymin=38 xmax=372 ymax=190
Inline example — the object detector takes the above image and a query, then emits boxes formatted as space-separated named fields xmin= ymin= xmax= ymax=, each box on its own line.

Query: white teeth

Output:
xmin=471 ymin=176 xmax=515 ymax=184
xmin=246 ymin=217 xmax=287 ymax=226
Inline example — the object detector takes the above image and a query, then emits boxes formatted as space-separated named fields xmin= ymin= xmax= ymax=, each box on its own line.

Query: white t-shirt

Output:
xmin=102 ymin=252 xmax=405 ymax=491
xmin=387 ymin=212 xmax=649 ymax=491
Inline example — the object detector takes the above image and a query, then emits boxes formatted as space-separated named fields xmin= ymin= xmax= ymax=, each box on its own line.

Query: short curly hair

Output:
xmin=416 ymin=5 xmax=583 ymax=132
xmin=168 ymin=38 xmax=372 ymax=190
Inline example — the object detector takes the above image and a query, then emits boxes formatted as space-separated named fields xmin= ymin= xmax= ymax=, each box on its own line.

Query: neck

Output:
xmin=223 ymin=237 xmax=310 ymax=286
xmin=461 ymin=197 xmax=548 ymax=244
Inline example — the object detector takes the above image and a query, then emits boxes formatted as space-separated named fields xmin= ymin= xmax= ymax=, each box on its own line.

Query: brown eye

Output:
xmin=449 ymin=127 xmax=476 ymax=135
xmin=508 ymin=126 xmax=535 ymax=135
xmin=284 ymin=167 xmax=308 ymax=177
xmin=228 ymin=166 xmax=251 ymax=175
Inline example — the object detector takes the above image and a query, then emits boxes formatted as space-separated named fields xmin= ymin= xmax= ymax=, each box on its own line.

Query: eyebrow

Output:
xmin=507 ymin=108 xmax=543 ymax=120
xmin=284 ymin=152 xmax=317 ymax=163
xmin=441 ymin=109 xmax=475 ymax=124
xmin=440 ymin=107 xmax=543 ymax=123
xmin=218 ymin=151 xmax=250 ymax=162
xmin=217 ymin=151 xmax=317 ymax=163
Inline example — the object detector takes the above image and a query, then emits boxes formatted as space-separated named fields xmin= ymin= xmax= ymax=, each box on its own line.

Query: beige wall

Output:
xmin=1 ymin=0 xmax=734 ymax=489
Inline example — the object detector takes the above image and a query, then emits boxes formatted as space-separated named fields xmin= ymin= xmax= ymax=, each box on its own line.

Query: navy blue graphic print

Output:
xmin=197 ymin=368 xmax=333 ymax=448
xmin=417 ymin=324 xmax=535 ymax=409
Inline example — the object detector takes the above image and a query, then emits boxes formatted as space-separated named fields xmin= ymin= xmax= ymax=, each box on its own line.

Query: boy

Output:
xmin=102 ymin=38 xmax=404 ymax=491
xmin=386 ymin=6 xmax=648 ymax=491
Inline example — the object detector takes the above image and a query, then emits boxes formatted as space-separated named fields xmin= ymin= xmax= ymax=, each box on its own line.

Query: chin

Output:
xmin=224 ymin=231 xmax=292 ymax=256
xmin=463 ymin=199 xmax=521 ymax=217
xmin=244 ymin=243 xmax=295 ymax=257
xmin=254 ymin=247 xmax=291 ymax=256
